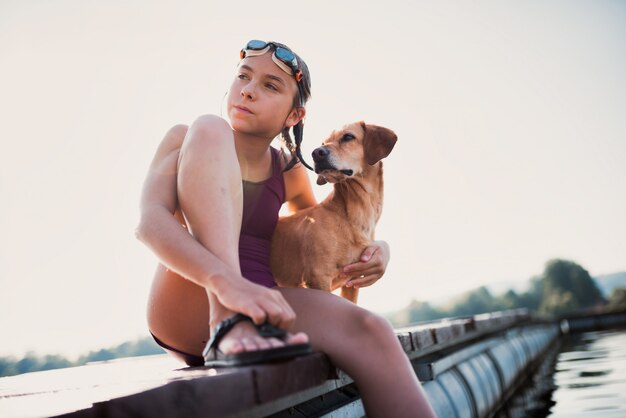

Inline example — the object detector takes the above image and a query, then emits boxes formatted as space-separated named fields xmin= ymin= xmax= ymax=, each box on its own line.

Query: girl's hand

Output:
xmin=211 ymin=274 xmax=296 ymax=330
xmin=341 ymin=240 xmax=391 ymax=289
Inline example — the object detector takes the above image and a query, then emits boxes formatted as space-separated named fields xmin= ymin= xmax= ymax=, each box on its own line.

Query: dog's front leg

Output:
xmin=340 ymin=286 xmax=359 ymax=304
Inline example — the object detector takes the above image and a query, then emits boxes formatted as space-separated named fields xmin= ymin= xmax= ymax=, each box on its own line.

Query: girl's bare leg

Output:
xmin=279 ymin=287 xmax=436 ymax=418
xmin=177 ymin=115 xmax=243 ymax=328
xmin=176 ymin=115 xmax=305 ymax=353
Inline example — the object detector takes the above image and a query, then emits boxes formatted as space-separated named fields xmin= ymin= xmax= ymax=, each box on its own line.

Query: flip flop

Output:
xmin=202 ymin=313 xmax=312 ymax=367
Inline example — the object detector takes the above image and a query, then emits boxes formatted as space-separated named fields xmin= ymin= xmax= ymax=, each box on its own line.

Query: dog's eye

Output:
xmin=341 ymin=133 xmax=355 ymax=142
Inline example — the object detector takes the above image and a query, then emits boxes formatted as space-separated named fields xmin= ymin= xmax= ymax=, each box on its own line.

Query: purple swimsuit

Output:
xmin=238 ymin=147 xmax=285 ymax=288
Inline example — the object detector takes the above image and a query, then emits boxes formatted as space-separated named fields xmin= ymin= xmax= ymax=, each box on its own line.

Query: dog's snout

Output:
xmin=312 ymin=147 xmax=329 ymax=161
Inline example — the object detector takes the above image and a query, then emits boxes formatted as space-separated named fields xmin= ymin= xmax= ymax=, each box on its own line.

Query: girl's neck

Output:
xmin=233 ymin=131 xmax=273 ymax=162
xmin=233 ymin=130 xmax=275 ymax=182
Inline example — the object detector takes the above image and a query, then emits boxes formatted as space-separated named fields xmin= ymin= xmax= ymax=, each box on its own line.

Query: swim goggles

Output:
xmin=240 ymin=40 xmax=304 ymax=83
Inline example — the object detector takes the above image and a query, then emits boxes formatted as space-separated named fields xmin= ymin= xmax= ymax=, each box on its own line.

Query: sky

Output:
xmin=1 ymin=0 xmax=625 ymax=359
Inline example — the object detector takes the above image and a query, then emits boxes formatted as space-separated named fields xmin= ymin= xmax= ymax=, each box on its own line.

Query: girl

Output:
xmin=136 ymin=40 xmax=435 ymax=417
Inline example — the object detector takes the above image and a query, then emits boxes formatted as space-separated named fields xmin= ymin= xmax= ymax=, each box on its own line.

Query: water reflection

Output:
xmin=499 ymin=330 xmax=626 ymax=417
xmin=549 ymin=330 xmax=626 ymax=417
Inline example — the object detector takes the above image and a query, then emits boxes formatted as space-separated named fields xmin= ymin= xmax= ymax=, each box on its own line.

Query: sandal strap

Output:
xmin=203 ymin=313 xmax=287 ymax=357
xmin=256 ymin=322 xmax=287 ymax=339
xmin=204 ymin=313 xmax=250 ymax=355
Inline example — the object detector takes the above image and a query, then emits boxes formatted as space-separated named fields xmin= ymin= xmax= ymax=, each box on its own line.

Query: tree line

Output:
xmin=389 ymin=258 xmax=626 ymax=327
xmin=0 ymin=336 xmax=163 ymax=378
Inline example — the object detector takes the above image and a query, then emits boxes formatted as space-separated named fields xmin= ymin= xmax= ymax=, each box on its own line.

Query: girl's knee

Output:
xmin=353 ymin=310 xmax=395 ymax=340
xmin=187 ymin=115 xmax=232 ymax=147
xmin=179 ymin=115 xmax=236 ymax=165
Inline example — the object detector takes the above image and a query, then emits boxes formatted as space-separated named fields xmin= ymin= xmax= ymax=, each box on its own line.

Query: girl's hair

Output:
xmin=268 ymin=41 xmax=313 ymax=172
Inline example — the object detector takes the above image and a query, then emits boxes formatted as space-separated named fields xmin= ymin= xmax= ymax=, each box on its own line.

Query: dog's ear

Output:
xmin=361 ymin=122 xmax=398 ymax=165
xmin=316 ymin=175 xmax=328 ymax=185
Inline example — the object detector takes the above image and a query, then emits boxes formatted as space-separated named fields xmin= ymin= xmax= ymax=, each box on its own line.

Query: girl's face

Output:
xmin=226 ymin=52 xmax=304 ymax=138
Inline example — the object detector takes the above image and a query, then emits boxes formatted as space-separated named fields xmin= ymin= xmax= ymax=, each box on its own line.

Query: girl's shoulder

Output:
xmin=274 ymin=148 xmax=305 ymax=179
xmin=274 ymin=147 xmax=291 ymax=171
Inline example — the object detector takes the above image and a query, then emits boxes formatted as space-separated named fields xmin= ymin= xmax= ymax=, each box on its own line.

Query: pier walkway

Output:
xmin=1 ymin=308 xmax=625 ymax=418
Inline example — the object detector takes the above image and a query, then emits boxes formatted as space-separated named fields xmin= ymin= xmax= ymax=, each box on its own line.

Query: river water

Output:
xmin=499 ymin=329 xmax=626 ymax=417
xmin=548 ymin=330 xmax=626 ymax=417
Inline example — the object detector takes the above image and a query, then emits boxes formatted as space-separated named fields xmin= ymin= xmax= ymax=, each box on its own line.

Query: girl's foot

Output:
xmin=215 ymin=319 xmax=309 ymax=355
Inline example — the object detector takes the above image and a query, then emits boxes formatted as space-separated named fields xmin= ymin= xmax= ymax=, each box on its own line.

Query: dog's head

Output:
xmin=312 ymin=122 xmax=397 ymax=185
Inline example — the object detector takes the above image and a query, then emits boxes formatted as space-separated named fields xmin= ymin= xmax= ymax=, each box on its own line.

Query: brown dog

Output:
xmin=270 ymin=122 xmax=397 ymax=303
